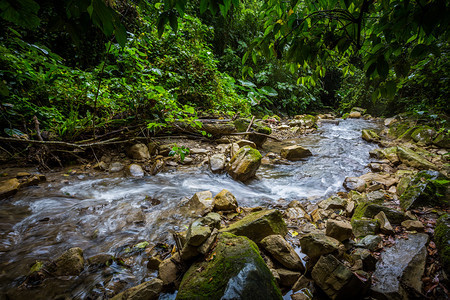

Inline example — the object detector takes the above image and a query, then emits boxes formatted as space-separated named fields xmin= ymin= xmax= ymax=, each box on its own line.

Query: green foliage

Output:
xmin=169 ymin=145 xmax=190 ymax=162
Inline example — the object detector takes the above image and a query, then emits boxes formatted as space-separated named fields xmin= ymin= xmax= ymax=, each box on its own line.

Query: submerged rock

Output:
xmin=280 ymin=145 xmax=312 ymax=161
xmin=312 ymin=254 xmax=369 ymax=299
xmin=221 ymin=209 xmax=287 ymax=243
xmin=50 ymin=247 xmax=84 ymax=276
xmin=399 ymin=170 xmax=449 ymax=210
xmin=177 ymin=232 xmax=282 ymax=300
xmin=111 ymin=278 xmax=163 ymax=300
xmin=371 ymin=234 xmax=429 ymax=299
xmin=260 ymin=235 xmax=305 ymax=272
xmin=227 ymin=146 xmax=262 ymax=182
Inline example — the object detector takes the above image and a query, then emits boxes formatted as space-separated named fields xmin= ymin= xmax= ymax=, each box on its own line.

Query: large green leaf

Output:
xmin=260 ymin=86 xmax=278 ymax=97
xmin=0 ymin=0 xmax=40 ymax=29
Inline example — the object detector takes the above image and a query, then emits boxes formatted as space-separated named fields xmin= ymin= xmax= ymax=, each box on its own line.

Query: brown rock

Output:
xmin=276 ymin=268 xmax=301 ymax=287
xmin=0 ymin=178 xmax=20 ymax=199
xmin=213 ymin=189 xmax=238 ymax=211
xmin=51 ymin=247 xmax=84 ymax=276
xmin=326 ymin=220 xmax=353 ymax=242
xmin=111 ymin=278 xmax=163 ymax=300
xmin=260 ymin=235 xmax=305 ymax=272
xmin=127 ymin=143 xmax=150 ymax=160
xmin=280 ymin=145 xmax=312 ymax=161
xmin=401 ymin=220 xmax=424 ymax=232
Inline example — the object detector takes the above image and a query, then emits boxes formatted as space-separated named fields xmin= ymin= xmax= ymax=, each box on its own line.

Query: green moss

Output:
xmin=434 ymin=214 xmax=450 ymax=275
xmin=388 ymin=122 xmax=412 ymax=139
xmin=177 ymin=233 xmax=282 ymax=299
xmin=397 ymin=126 xmax=418 ymax=141
xmin=433 ymin=130 xmax=450 ymax=148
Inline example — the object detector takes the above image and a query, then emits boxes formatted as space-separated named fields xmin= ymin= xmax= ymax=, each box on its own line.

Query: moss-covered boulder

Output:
xmin=227 ymin=146 xmax=262 ymax=182
xmin=361 ymin=129 xmax=380 ymax=143
xmin=398 ymin=126 xmax=419 ymax=141
xmin=399 ymin=170 xmax=449 ymax=210
xmin=221 ymin=209 xmax=287 ymax=243
xmin=433 ymin=130 xmax=450 ymax=149
xmin=435 ymin=214 xmax=450 ymax=275
xmin=177 ymin=232 xmax=282 ymax=300
xmin=397 ymin=146 xmax=437 ymax=170
xmin=411 ymin=126 xmax=437 ymax=145
xmin=388 ymin=122 xmax=412 ymax=139
xmin=369 ymin=147 xmax=399 ymax=164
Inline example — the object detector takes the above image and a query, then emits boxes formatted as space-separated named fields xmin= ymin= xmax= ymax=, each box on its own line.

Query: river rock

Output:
xmin=185 ymin=191 xmax=213 ymax=214
xmin=326 ymin=220 xmax=353 ymax=242
xmin=109 ymin=162 xmax=124 ymax=172
xmin=299 ymin=233 xmax=342 ymax=260
xmin=177 ymin=232 xmax=282 ymax=299
xmin=127 ymin=143 xmax=150 ymax=160
xmin=185 ymin=223 xmax=211 ymax=247
xmin=0 ymin=178 xmax=20 ymax=199
xmin=158 ymin=253 xmax=183 ymax=286
xmin=353 ymin=203 xmax=405 ymax=225
xmin=349 ymin=111 xmax=362 ymax=118
xmin=213 ymin=189 xmax=238 ymax=211
xmin=312 ymin=254 xmax=369 ymax=299
xmin=51 ymin=247 xmax=84 ymax=276
xmin=343 ymin=177 xmax=366 ymax=192
xmin=221 ymin=209 xmax=287 ymax=242
xmin=371 ymin=233 xmax=429 ymax=299
xmin=318 ymin=196 xmax=347 ymax=210
xmin=209 ymin=153 xmax=226 ymax=173
xmin=260 ymin=235 xmax=304 ymax=272
xmin=275 ymin=268 xmax=301 ymax=287
xmin=401 ymin=220 xmax=424 ymax=231
xmin=399 ymin=170 xmax=449 ymax=210
xmin=111 ymin=278 xmax=163 ymax=300
xmin=411 ymin=126 xmax=437 ymax=145
xmin=351 ymin=219 xmax=380 ymax=238
xmin=355 ymin=235 xmax=382 ymax=251
xmin=280 ymin=145 xmax=312 ymax=161
xmin=290 ymin=115 xmax=316 ymax=128
xmin=397 ymin=145 xmax=437 ymax=170
xmin=433 ymin=130 xmax=450 ymax=148
xmin=227 ymin=146 xmax=262 ymax=182
xmin=374 ymin=211 xmax=394 ymax=235
xmin=284 ymin=207 xmax=311 ymax=221
xmin=361 ymin=129 xmax=380 ymax=143
xmin=435 ymin=214 xmax=450 ymax=275
xmin=127 ymin=164 xmax=144 ymax=177
xmin=202 ymin=122 xmax=236 ymax=136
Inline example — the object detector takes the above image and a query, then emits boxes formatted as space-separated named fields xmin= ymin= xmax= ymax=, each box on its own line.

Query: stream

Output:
xmin=0 ymin=118 xmax=383 ymax=299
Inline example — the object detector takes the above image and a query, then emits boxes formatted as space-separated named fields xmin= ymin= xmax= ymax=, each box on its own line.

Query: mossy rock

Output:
xmin=221 ymin=209 xmax=287 ymax=243
xmin=234 ymin=118 xmax=272 ymax=148
xmin=397 ymin=176 xmax=413 ymax=196
xmin=177 ymin=232 xmax=282 ymax=300
xmin=397 ymin=146 xmax=437 ymax=170
xmin=399 ymin=170 xmax=449 ymax=210
xmin=433 ymin=130 xmax=450 ymax=149
xmin=352 ymin=203 xmax=404 ymax=225
xmin=435 ymin=214 xmax=450 ymax=275
xmin=227 ymin=146 xmax=262 ymax=182
xmin=397 ymin=126 xmax=419 ymax=141
xmin=410 ymin=126 xmax=437 ymax=145
xmin=361 ymin=129 xmax=380 ymax=143
xmin=388 ymin=122 xmax=412 ymax=139
xmin=351 ymin=219 xmax=380 ymax=238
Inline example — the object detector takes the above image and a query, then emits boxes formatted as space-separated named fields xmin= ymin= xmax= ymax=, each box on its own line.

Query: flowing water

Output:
xmin=0 ymin=118 xmax=382 ymax=299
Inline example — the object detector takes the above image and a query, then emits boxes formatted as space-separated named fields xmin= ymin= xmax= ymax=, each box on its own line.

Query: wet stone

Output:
xmin=355 ymin=235 xmax=382 ymax=251
xmin=260 ymin=235 xmax=305 ymax=272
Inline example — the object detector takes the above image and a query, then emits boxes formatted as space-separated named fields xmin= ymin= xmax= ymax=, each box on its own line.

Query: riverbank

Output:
xmin=0 ymin=111 xmax=449 ymax=299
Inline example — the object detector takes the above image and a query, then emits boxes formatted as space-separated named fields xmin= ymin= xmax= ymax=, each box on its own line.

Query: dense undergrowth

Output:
xmin=0 ymin=0 xmax=449 ymax=144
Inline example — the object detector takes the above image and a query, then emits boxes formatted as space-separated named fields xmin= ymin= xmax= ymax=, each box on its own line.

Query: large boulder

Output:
xmin=290 ymin=115 xmax=317 ymax=128
xmin=299 ymin=233 xmax=342 ymax=260
xmin=371 ymin=234 xmax=429 ymax=299
xmin=227 ymin=146 xmax=262 ymax=182
xmin=111 ymin=278 xmax=163 ymax=300
xmin=177 ymin=232 xmax=282 ymax=300
xmin=399 ymin=170 xmax=449 ymax=210
xmin=213 ymin=189 xmax=238 ymax=211
xmin=312 ymin=254 xmax=369 ymax=299
xmin=280 ymin=145 xmax=312 ymax=161
xmin=50 ymin=247 xmax=84 ymax=276
xmin=410 ymin=126 xmax=437 ymax=145
xmin=0 ymin=178 xmax=20 ymax=199
xmin=435 ymin=214 xmax=450 ymax=275
xmin=127 ymin=143 xmax=150 ymax=160
xmin=221 ymin=209 xmax=287 ymax=243
xmin=260 ymin=235 xmax=305 ymax=272
xmin=397 ymin=146 xmax=437 ymax=170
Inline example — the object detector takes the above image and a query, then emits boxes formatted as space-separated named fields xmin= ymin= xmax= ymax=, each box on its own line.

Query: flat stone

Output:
xmin=355 ymin=235 xmax=382 ymax=251
xmin=401 ymin=220 xmax=424 ymax=232
xmin=221 ymin=209 xmax=287 ymax=243
xmin=109 ymin=162 xmax=124 ymax=172
xmin=186 ymin=224 xmax=211 ymax=246
xmin=343 ymin=177 xmax=366 ymax=192
xmin=318 ymin=196 xmax=347 ymax=210
xmin=397 ymin=146 xmax=437 ymax=170
xmin=326 ymin=219 xmax=353 ymax=242
xmin=236 ymin=139 xmax=257 ymax=149
xmin=351 ymin=219 xmax=380 ymax=238
xmin=371 ymin=234 xmax=429 ymax=299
